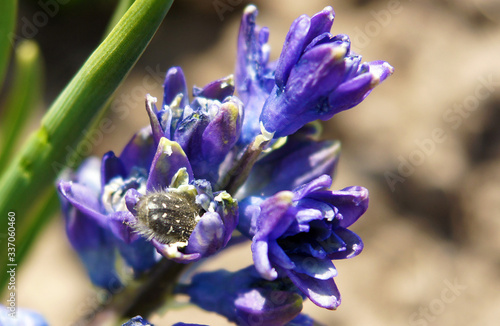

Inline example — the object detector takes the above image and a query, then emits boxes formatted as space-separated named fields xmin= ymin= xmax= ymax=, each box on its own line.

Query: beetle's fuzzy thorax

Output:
xmin=132 ymin=190 xmax=203 ymax=245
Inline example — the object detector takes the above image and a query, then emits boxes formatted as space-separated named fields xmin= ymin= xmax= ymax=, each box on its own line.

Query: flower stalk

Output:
xmin=79 ymin=259 xmax=188 ymax=325
xmin=217 ymin=129 xmax=274 ymax=195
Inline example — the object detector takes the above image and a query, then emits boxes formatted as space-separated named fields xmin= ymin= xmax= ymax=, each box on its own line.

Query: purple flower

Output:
xmin=58 ymin=130 xmax=238 ymax=290
xmin=0 ymin=305 xmax=48 ymax=326
xmin=122 ymin=317 xmax=208 ymax=326
xmin=57 ymin=127 xmax=158 ymax=290
xmin=146 ymin=67 xmax=243 ymax=184
xmin=286 ymin=314 xmax=318 ymax=326
xmin=235 ymin=5 xmax=275 ymax=145
xmin=261 ymin=6 xmax=393 ymax=137
xmin=239 ymin=175 xmax=368 ymax=309
xmin=181 ymin=266 xmax=306 ymax=326
xmin=236 ymin=123 xmax=341 ymax=200
xmin=235 ymin=5 xmax=393 ymax=140
xmin=124 ymin=137 xmax=238 ymax=263
xmin=122 ymin=316 xmax=153 ymax=326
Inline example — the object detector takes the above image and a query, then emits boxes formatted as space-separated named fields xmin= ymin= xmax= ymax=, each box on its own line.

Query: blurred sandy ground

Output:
xmin=6 ymin=0 xmax=500 ymax=325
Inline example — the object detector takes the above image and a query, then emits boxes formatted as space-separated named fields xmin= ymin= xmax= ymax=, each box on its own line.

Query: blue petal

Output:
xmin=101 ymin=151 xmax=126 ymax=191
xmin=327 ymin=228 xmax=364 ymax=259
xmin=58 ymin=181 xmax=108 ymax=229
xmin=252 ymin=239 xmax=276 ymax=280
xmin=145 ymin=95 xmax=164 ymax=144
xmin=0 ymin=306 xmax=49 ymax=326
xmin=316 ymin=231 xmax=347 ymax=257
xmin=285 ymin=269 xmax=341 ymax=310
xmin=280 ymin=238 xmax=327 ymax=260
xmin=124 ymin=188 xmax=142 ymax=216
xmin=122 ymin=316 xmax=154 ymax=326
xmin=64 ymin=208 xmax=121 ymax=291
xmin=235 ymin=5 xmax=276 ymax=145
xmin=69 ymin=156 xmax=101 ymax=195
xmin=305 ymin=6 xmax=335 ymax=47
xmin=260 ymin=140 xmax=340 ymax=197
xmin=163 ymin=66 xmax=188 ymax=109
xmin=107 ymin=210 xmax=137 ymax=244
xmin=116 ymin=236 xmax=158 ymax=273
xmin=288 ymin=255 xmax=337 ymax=280
xmin=292 ymin=175 xmax=332 ymax=201
xmin=234 ymin=288 xmax=303 ymax=326
xmin=269 ymin=240 xmax=295 ymax=270
xmin=185 ymin=212 xmax=225 ymax=258
xmin=185 ymin=269 xmax=238 ymax=321
xmin=146 ymin=138 xmax=193 ymax=191
xmin=184 ymin=266 xmax=304 ymax=326
xmin=327 ymin=60 xmax=394 ymax=113
xmin=256 ymin=191 xmax=295 ymax=240
xmin=305 ymin=186 xmax=369 ymax=228
xmin=119 ymin=127 xmax=156 ymax=174
xmin=275 ymin=14 xmax=311 ymax=89
xmin=192 ymin=75 xmax=235 ymax=101
xmin=195 ymin=98 xmax=243 ymax=182
xmin=296 ymin=198 xmax=336 ymax=223
xmin=286 ymin=313 xmax=315 ymax=326
xmin=236 ymin=5 xmax=271 ymax=101
xmin=237 ymin=196 xmax=264 ymax=238
xmin=212 ymin=191 xmax=239 ymax=245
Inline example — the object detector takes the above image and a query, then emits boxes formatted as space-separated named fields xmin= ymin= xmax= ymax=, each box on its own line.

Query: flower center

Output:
xmin=101 ymin=167 xmax=148 ymax=213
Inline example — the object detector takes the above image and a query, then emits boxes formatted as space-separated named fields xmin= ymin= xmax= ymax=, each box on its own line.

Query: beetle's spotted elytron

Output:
xmin=132 ymin=191 xmax=203 ymax=244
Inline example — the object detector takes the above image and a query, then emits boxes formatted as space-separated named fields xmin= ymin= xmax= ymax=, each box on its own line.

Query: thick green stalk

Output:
xmin=0 ymin=0 xmax=16 ymax=89
xmin=0 ymin=0 xmax=174 ymax=286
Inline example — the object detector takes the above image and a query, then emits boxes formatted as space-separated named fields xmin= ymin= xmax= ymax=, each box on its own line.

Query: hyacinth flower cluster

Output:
xmin=55 ymin=5 xmax=392 ymax=326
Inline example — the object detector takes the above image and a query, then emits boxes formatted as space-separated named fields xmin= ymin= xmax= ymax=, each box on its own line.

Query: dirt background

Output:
xmin=4 ymin=0 xmax=500 ymax=325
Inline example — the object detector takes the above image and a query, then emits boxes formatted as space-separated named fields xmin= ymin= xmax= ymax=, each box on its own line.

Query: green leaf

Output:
xmin=0 ymin=0 xmax=175 ymax=290
xmin=0 ymin=40 xmax=43 ymax=172
xmin=0 ymin=0 xmax=16 ymax=89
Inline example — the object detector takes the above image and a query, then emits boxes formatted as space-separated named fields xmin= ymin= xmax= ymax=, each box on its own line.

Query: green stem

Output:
xmin=122 ymin=259 xmax=187 ymax=318
xmin=0 ymin=40 xmax=43 ymax=172
xmin=77 ymin=259 xmax=188 ymax=325
xmin=218 ymin=133 xmax=272 ymax=195
xmin=0 ymin=0 xmax=175 ymax=290
xmin=0 ymin=0 xmax=16 ymax=90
